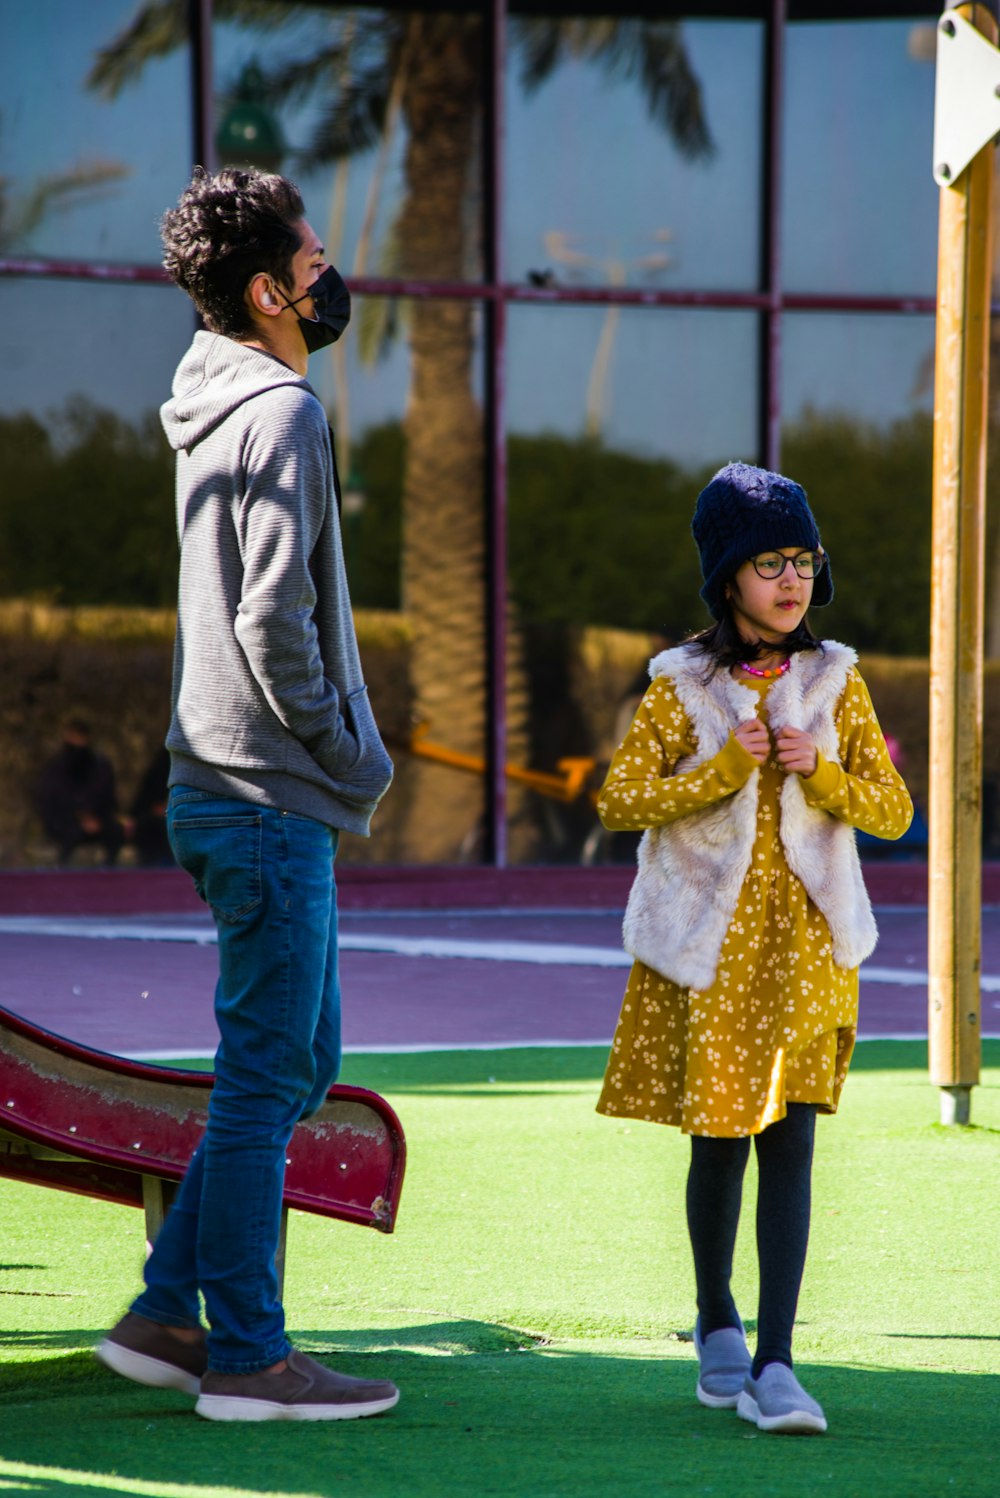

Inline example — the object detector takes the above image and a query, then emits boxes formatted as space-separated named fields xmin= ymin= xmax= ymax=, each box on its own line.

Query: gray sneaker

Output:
xmin=196 ymin=1348 xmax=399 ymax=1422
xmin=693 ymin=1319 xmax=752 ymax=1409
xmin=95 ymin=1311 xmax=207 ymax=1397
xmin=737 ymin=1363 xmax=827 ymax=1434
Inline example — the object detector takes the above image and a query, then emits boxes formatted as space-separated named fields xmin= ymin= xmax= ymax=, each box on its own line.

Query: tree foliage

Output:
xmin=0 ymin=400 xmax=176 ymax=607
xmin=506 ymin=419 xmax=936 ymax=654
xmin=783 ymin=408 xmax=934 ymax=655
xmin=307 ymin=409 xmax=945 ymax=657
xmin=0 ymin=399 xmax=953 ymax=658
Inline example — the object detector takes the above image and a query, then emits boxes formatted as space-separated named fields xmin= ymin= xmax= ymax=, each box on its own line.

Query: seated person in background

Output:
xmin=34 ymin=717 xmax=124 ymax=866
xmin=128 ymin=744 xmax=173 ymax=866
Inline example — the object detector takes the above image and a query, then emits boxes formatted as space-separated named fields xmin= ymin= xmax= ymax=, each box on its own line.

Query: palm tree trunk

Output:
xmin=396 ymin=16 xmax=531 ymax=861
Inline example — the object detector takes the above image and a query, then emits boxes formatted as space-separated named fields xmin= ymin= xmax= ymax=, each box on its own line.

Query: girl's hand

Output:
xmin=775 ymin=726 xmax=818 ymax=777
xmin=734 ymin=717 xmax=770 ymax=764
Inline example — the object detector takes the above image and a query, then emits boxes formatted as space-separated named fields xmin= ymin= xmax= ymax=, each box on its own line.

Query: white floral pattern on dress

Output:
xmin=597 ymin=666 xmax=912 ymax=1138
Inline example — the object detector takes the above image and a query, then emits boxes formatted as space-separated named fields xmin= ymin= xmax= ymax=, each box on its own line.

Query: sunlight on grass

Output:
xmin=0 ymin=1046 xmax=997 ymax=1497
xmin=0 ymin=1462 xmax=322 ymax=1498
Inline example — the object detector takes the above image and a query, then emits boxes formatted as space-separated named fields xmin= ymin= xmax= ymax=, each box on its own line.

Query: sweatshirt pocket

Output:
xmin=331 ymin=685 xmax=394 ymax=804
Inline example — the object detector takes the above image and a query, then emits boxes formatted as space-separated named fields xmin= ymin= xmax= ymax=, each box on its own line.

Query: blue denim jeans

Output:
xmin=132 ymin=787 xmax=341 ymax=1373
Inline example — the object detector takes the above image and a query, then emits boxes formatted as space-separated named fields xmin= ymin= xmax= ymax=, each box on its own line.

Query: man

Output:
xmin=35 ymin=717 xmax=124 ymax=866
xmin=96 ymin=167 xmax=397 ymax=1421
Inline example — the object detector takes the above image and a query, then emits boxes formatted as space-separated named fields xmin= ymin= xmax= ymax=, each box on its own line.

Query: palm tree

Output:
xmin=88 ymin=2 xmax=711 ymax=861
xmin=0 ymin=149 xmax=127 ymax=253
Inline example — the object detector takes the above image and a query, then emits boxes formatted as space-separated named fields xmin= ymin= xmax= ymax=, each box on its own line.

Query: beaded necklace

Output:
xmin=739 ymin=656 xmax=790 ymax=680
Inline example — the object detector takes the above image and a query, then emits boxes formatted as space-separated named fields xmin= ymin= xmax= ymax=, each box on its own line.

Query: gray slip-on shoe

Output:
xmin=95 ymin=1311 xmax=207 ymax=1397
xmin=737 ymin=1363 xmax=827 ymax=1434
xmin=196 ymin=1348 xmax=399 ymax=1422
xmin=693 ymin=1319 xmax=752 ymax=1409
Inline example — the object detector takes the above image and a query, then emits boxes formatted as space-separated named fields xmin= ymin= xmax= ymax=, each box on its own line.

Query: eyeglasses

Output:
xmin=749 ymin=550 xmax=826 ymax=580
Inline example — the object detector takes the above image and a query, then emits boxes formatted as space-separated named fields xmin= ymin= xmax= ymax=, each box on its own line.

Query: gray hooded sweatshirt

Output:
xmin=160 ymin=330 xmax=393 ymax=836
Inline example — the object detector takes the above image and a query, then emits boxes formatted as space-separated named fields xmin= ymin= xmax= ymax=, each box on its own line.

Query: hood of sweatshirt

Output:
xmin=161 ymin=330 xmax=313 ymax=453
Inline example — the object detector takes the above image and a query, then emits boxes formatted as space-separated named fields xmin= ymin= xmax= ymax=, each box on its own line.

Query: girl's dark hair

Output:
xmin=160 ymin=166 xmax=305 ymax=336
xmin=684 ymin=605 xmax=823 ymax=679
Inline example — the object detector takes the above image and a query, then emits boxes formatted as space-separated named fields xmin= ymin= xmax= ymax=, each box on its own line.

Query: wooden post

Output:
xmin=929 ymin=1 xmax=996 ymax=1125
xmin=142 ymin=1175 xmax=176 ymax=1250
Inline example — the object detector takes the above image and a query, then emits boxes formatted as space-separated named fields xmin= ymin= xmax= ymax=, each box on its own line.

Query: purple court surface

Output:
xmin=0 ymin=867 xmax=998 ymax=1059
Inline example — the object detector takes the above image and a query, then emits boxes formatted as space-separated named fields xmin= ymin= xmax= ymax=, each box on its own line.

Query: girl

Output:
xmin=597 ymin=462 xmax=911 ymax=1435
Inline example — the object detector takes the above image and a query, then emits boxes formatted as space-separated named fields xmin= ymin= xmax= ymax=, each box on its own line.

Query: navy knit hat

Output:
xmin=692 ymin=461 xmax=833 ymax=620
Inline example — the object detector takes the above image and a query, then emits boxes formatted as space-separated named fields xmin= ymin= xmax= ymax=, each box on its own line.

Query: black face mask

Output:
xmin=277 ymin=265 xmax=351 ymax=355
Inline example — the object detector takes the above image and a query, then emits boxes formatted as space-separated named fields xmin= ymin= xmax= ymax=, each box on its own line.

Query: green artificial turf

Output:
xmin=0 ymin=1041 xmax=997 ymax=1497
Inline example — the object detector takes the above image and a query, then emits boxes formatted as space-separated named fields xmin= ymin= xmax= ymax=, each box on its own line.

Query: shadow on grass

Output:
xmin=0 ymin=1321 xmax=542 ymax=1389
xmin=0 ymin=1330 xmax=996 ymax=1498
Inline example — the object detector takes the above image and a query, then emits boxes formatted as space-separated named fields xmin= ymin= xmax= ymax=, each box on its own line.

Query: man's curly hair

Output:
xmin=160 ymin=166 xmax=305 ymax=337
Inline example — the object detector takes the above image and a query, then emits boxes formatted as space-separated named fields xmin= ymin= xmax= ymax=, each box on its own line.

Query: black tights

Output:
xmin=686 ymin=1103 xmax=817 ymax=1377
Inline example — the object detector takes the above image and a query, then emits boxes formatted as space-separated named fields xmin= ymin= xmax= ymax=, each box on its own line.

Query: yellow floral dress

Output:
xmin=597 ymin=665 xmax=912 ymax=1138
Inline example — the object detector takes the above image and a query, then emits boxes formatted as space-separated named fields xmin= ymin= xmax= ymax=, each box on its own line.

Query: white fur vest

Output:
xmin=622 ymin=641 xmax=877 ymax=991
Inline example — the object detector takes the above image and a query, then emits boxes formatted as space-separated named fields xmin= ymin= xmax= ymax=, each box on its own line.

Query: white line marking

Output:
xmin=339 ymin=934 xmax=632 ymax=966
xmin=0 ymin=917 xmax=630 ymax=967
xmin=0 ymin=918 xmax=218 ymax=945
xmin=122 ymin=1032 xmax=1000 ymax=1062
xmin=2 ymin=916 xmax=998 ymax=991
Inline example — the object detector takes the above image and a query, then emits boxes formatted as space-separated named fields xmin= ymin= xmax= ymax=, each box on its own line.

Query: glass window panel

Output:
xmin=781 ymin=311 xmax=934 ymax=655
xmin=213 ymin=5 xmax=483 ymax=283
xmin=782 ymin=19 xmax=938 ymax=295
xmin=505 ymin=16 xmax=764 ymax=292
xmin=307 ymin=294 xmax=487 ymax=865
xmin=0 ymin=0 xmax=191 ymax=265
xmin=507 ymin=302 xmax=758 ymax=474
xmin=504 ymin=304 xmax=758 ymax=863
xmin=0 ymin=279 xmax=192 ymax=438
xmin=0 ymin=276 xmax=191 ymax=606
xmin=0 ymin=283 xmax=487 ymax=868
xmin=0 ymin=276 xmax=192 ymax=869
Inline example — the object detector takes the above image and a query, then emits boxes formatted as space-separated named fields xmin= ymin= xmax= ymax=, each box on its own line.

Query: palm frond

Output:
xmin=297 ymin=66 xmax=394 ymax=165
xmin=246 ymin=10 xmax=394 ymax=109
xmin=637 ymin=23 xmax=713 ymax=160
xmin=250 ymin=45 xmax=350 ymax=110
xmin=356 ymin=217 xmax=408 ymax=367
xmin=0 ymin=159 xmax=129 ymax=251
xmin=86 ymin=0 xmax=316 ymax=99
xmin=512 ymin=16 xmax=712 ymax=160
xmin=86 ymin=0 xmax=188 ymax=99
xmin=356 ymin=293 xmax=403 ymax=369
xmin=511 ymin=18 xmax=563 ymax=93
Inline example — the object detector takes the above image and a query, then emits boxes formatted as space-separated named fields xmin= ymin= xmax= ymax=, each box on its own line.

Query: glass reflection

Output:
xmin=782 ymin=19 xmax=938 ymax=295
xmin=505 ymin=15 xmax=763 ymax=291
xmin=781 ymin=312 xmax=935 ymax=656
xmin=505 ymin=304 xmax=758 ymax=863
xmin=0 ymin=0 xmax=190 ymax=265
xmin=0 ymin=279 xmax=192 ymax=426
xmin=507 ymin=302 xmax=757 ymax=471
xmin=213 ymin=4 xmax=484 ymax=284
xmin=0 ymin=277 xmax=191 ymax=870
xmin=310 ymin=295 xmax=487 ymax=866
xmin=0 ymin=276 xmax=490 ymax=868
